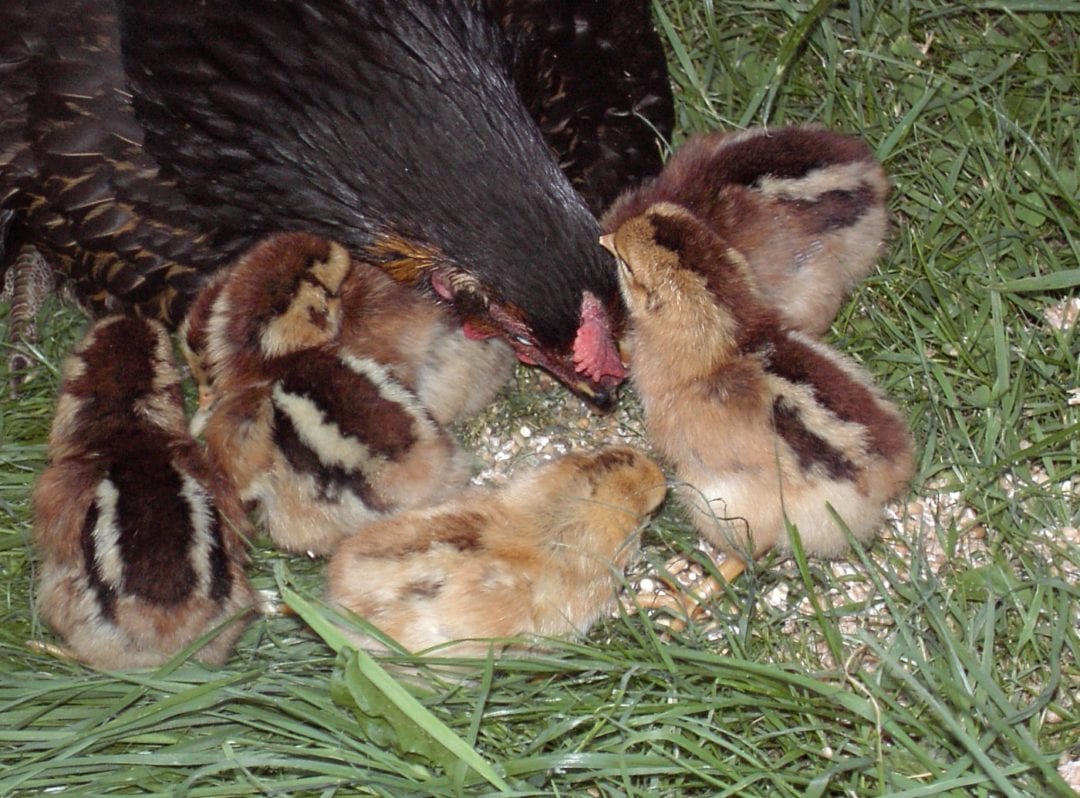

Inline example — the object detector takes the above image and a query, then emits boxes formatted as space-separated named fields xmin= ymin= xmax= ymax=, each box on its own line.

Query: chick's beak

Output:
xmin=599 ymin=233 xmax=617 ymax=257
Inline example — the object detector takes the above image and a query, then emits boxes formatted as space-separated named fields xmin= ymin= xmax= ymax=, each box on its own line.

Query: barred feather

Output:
xmin=3 ymin=244 xmax=54 ymax=394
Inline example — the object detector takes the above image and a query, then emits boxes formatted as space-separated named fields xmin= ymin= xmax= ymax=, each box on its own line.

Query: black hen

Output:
xmin=0 ymin=0 xmax=673 ymax=407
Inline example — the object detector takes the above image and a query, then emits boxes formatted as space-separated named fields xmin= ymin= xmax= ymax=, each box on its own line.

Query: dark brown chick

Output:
xmin=181 ymin=242 xmax=514 ymax=435
xmin=197 ymin=233 xmax=470 ymax=556
xmin=603 ymin=203 xmax=914 ymax=582
xmin=603 ymin=127 xmax=889 ymax=336
xmin=326 ymin=446 xmax=667 ymax=657
xmin=32 ymin=315 xmax=256 ymax=668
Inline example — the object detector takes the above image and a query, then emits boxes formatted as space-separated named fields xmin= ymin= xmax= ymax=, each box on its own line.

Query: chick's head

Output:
xmin=602 ymin=204 xmax=744 ymax=346
xmin=206 ymin=233 xmax=353 ymax=387
xmin=61 ymin=316 xmax=174 ymax=405
xmin=48 ymin=316 xmax=187 ymax=459
xmin=537 ymin=446 xmax=667 ymax=566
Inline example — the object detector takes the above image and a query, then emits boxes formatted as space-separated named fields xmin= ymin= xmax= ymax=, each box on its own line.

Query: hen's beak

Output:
xmin=567 ymin=375 xmax=616 ymax=412
xmin=511 ymin=344 xmax=619 ymax=412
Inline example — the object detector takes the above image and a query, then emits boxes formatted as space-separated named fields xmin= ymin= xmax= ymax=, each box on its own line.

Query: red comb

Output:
xmin=573 ymin=293 xmax=626 ymax=382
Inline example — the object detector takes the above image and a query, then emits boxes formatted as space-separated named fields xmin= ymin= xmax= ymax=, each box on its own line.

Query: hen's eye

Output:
xmin=513 ymin=335 xmax=532 ymax=346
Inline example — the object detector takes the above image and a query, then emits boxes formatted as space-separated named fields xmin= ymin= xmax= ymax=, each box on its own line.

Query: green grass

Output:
xmin=2 ymin=2 xmax=1078 ymax=795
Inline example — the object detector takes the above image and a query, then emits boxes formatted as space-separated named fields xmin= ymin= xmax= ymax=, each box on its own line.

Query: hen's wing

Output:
xmin=490 ymin=0 xmax=674 ymax=214
xmin=0 ymin=0 xmax=244 ymax=323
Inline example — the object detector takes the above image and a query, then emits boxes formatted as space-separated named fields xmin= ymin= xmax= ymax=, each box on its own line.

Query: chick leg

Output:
xmin=674 ymin=556 xmax=747 ymax=614
xmin=26 ymin=639 xmax=80 ymax=662
xmin=630 ymin=553 xmax=747 ymax=631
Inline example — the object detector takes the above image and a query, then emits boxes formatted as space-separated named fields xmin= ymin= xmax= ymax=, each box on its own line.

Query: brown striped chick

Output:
xmin=181 ymin=240 xmax=514 ymax=432
xmin=335 ymin=253 xmax=514 ymax=426
xmin=31 ymin=315 xmax=256 ymax=668
xmin=325 ymin=446 xmax=667 ymax=657
xmin=601 ymin=203 xmax=914 ymax=590
xmin=602 ymin=126 xmax=889 ymax=337
xmin=198 ymin=232 xmax=471 ymax=556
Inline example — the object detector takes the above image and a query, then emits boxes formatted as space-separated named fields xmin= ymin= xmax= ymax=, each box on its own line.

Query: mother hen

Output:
xmin=0 ymin=0 xmax=672 ymax=407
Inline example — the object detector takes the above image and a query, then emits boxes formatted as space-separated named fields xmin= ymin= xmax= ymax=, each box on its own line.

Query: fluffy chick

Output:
xmin=603 ymin=126 xmax=889 ymax=336
xmin=182 ymin=240 xmax=514 ymax=433
xmin=198 ymin=232 xmax=471 ymax=556
xmin=335 ymin=252 xmax=514 ymax=426
xmin=31 ymin=315 xmax=256 ymax=668
xmin=602 ymin=203 xmax=914 ymax=577
xmin=325 ymin=446 xmax=667 ymax=657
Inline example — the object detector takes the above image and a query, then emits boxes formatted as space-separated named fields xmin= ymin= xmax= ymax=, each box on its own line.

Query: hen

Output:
xmin=0 ymin=0 xmax=673 ymax=407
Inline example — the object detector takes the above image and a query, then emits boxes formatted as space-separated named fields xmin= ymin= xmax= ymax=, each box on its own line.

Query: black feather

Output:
xmin=492 ymin=0 xmax=674 ymax=214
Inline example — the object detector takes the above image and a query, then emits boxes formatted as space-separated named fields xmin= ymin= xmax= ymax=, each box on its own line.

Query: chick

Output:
xmin=181 ymin=239 xmax=514 ymax=433
xmin=31 ymin=315 xmax=256 ymax=668
xmin=325 ymin=446 xmax=667 ymax=657
xmin=602 ymin=203 xmax=914 ymax=585
xmin=335 ymin=252 xmax=514 ymax=426
xmin=602 ymin=126 xmax=889 ymax=336
xmin=198 ymin=232 xmax=471 ymax=556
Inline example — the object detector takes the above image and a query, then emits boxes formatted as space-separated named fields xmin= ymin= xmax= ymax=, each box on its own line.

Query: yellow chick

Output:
xmin=325 ymin=446 xmax=667 ymax=656
xmin=602 ymin=203 xmax=914 ymax=581
xmin=32 ymin=315 xmax=256 ymax=668
xmin=602 ymin=126 xmax=889 ymax=336
xmin=197 ymin=232 xmax=471 ymax=556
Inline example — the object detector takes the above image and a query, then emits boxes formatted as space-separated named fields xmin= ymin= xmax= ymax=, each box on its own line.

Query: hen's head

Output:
xmin=367 ymin=231 xmax=626 ymax=411
xmin=432 ymin=271 xmax=625 ymax=410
